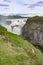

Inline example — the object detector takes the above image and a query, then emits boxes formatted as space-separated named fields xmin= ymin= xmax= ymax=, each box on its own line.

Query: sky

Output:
xmin=0 ymin=0 xmax=43 ymax=16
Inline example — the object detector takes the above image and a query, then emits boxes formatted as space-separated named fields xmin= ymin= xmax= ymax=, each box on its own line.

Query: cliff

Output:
xmin=22 ymin=16 xmax=43 ymax=52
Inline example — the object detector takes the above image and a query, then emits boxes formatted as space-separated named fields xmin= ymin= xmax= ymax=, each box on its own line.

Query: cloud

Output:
xmin=38 ymin=1 xmax=43 ymax=4
xmin=26 ymin=1 xmax=43 ymax=8
xmin=24 ymin=4 xmax=29 ymax=6
xmin=0 ymin=4 xmax=9 ymax=6
xmin=4 ymin=0 xmax=11 ymax=3
xmin=0 ymin=0 xmax=43 ymax=16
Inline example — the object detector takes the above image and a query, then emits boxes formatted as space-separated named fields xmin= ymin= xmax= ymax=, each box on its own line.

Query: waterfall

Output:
xmin=0 ymin=17 xmax=27 ymax=35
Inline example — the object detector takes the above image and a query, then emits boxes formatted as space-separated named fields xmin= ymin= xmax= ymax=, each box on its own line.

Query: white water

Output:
xmin=1 ymin=18 xmax=27 ymax=35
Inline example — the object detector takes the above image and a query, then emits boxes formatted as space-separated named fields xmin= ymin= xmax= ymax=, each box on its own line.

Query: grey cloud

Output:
xmin=24 ymin=1 xmax=43 ymax=8
xmin=0 ymin=4 xmax=9 ymax=7
xmin=38 ymin=1 xmax=43 ymax=4
xmin=4 ymin=7 xmax=9 ymax=9
xmin=28 ymin=4 xmax=43 ymax=8
xmin=4 ymin=0 xmax=11 ymax=3
xmin=24 ymin=4 xmax=29 ymax=6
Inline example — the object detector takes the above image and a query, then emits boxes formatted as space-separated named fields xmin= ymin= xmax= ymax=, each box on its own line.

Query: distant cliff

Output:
xmin=22 ymin=16 xmax=43 ymax=52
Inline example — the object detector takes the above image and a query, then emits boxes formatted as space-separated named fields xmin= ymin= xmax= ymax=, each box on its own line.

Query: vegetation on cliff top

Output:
xmin=23 ymin=16 xmax=43 ymax=33
xmin=27 ymin=16 xmax=43 ymax=22
xmin=0 ymin=25 xmax=43 ymax=65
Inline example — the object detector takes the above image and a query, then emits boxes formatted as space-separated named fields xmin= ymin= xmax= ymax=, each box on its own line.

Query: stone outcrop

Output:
xmin=22 ymin=16 xmax=43 ymax=52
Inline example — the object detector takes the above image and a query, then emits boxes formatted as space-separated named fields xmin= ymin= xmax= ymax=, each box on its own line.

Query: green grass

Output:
xmin=0 ymin=25 xmax=43 ymax=65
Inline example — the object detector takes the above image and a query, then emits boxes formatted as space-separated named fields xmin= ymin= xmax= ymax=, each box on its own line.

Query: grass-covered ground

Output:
xmin=0 ymin=25 xmax=43 ymax=65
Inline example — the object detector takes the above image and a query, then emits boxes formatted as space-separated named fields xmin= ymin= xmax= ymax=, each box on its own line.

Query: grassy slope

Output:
xmin=0 ymin=25 xmax=43 ymax=65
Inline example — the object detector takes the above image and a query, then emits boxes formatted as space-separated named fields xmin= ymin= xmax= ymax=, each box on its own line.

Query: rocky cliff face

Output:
xmin=22 ymin=16 xmax=43 ymax=52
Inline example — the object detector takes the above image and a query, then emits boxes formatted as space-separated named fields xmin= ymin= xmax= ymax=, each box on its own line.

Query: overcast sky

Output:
xmin=0 ymin=0 xmax=43 ymax=16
